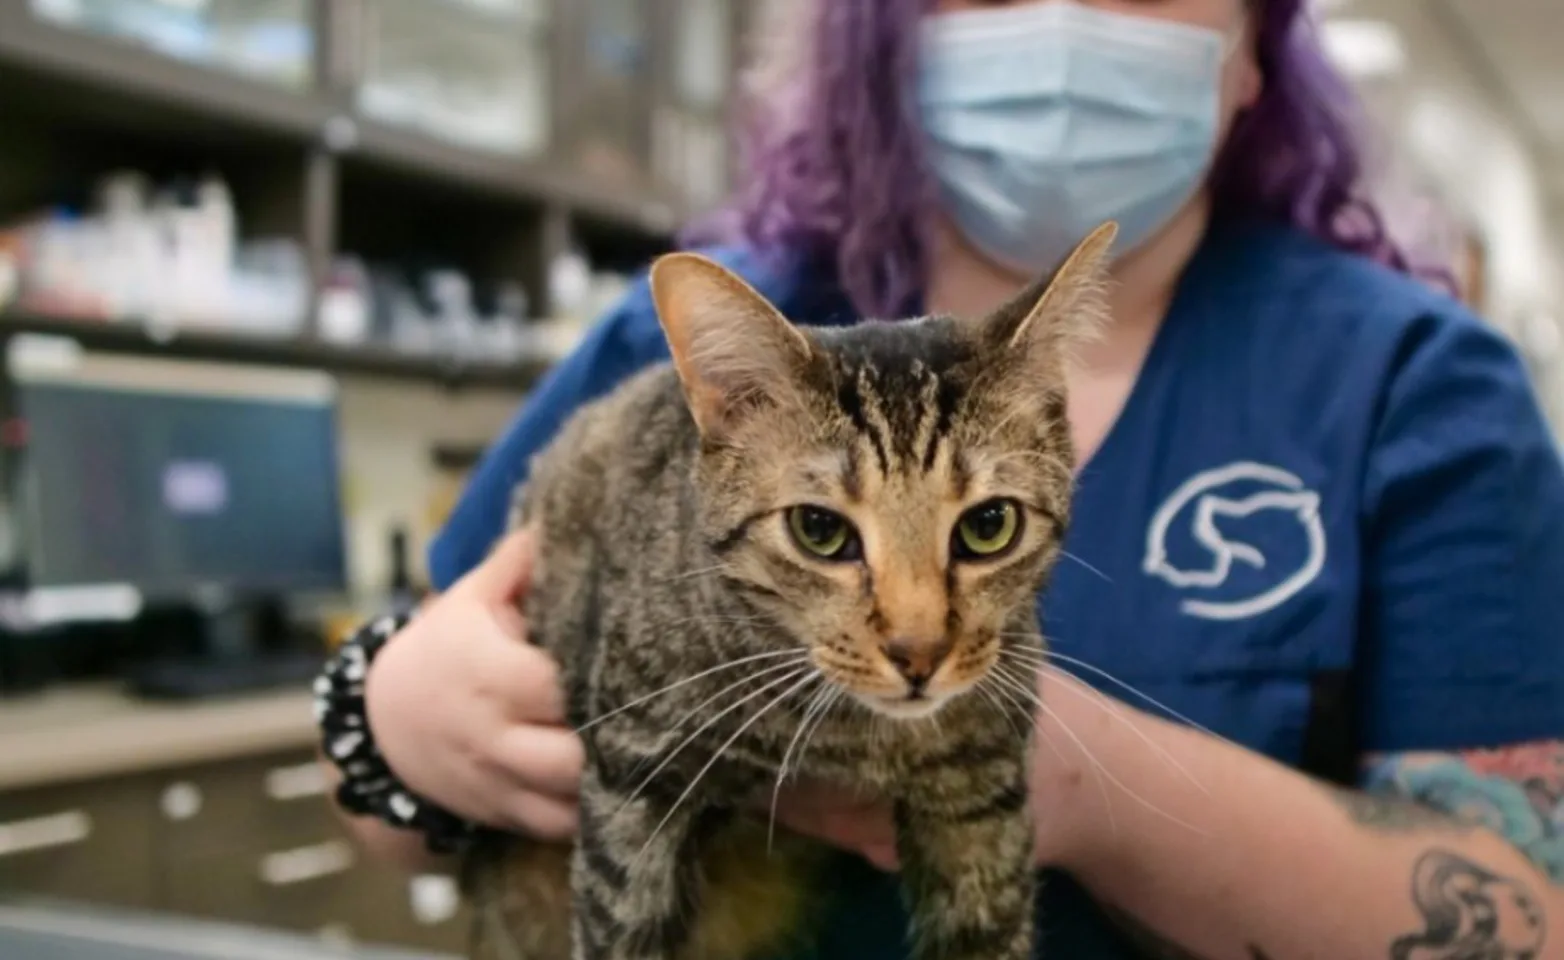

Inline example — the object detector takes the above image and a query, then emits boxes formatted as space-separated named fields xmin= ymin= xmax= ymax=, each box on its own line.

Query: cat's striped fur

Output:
xmin=461 ymin=224 xmax=1118 ymax=960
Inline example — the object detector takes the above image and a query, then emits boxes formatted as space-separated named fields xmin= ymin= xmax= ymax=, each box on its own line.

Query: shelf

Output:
xmin=0 ymin=2 xmax=683 ymax=242
xmin=0 ymin=4 xmax=329 ymax=144
xmin=0 ymin=312 xmax=552 ymax=392
xmin=346 ymin=118 xmax=681 ymax=232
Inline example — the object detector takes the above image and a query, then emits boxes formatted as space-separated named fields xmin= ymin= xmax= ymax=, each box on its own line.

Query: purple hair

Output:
xmin=684 ymin=0 xmax=1442 ymax=318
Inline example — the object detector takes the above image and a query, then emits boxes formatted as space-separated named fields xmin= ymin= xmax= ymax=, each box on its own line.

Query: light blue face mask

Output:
xmin=919 ymin=1 xmax=1233 ymax=275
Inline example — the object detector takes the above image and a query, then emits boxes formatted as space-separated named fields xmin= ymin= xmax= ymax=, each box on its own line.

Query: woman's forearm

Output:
xmin=1039 ymin=677 xmax=1559 ymax=960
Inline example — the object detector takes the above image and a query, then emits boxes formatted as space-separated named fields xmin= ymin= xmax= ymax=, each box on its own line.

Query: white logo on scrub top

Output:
xmin=1143 ymin=461 xmax=1327 ymax=621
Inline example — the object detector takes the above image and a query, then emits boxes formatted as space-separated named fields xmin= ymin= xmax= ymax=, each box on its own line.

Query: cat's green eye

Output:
xmin=953 ymin=499 xmax=1022 ymax=560
xmin=787 ymin=506 xmax=860 ymax=561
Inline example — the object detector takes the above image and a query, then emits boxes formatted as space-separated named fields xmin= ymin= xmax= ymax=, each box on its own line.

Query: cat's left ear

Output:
xmin=650 ymin=252 xmax=815 ymax=440
xmin=983 ymin=221 xmax=1118 ymax=368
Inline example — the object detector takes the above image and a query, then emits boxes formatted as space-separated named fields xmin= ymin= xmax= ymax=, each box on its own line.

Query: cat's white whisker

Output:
xmin=991 ymin=663 xmax=1209 ymax=840
xmin=774 ymin=685 xmax=833 ymax=789
xmin=1058 ymin=550 xmax=1111 ymax=583
xmin=980 ymin=671 xmax=1034 ymax=725
xmin=653 ymin=609 xmax=769 ymax=631
xmin=982 ymin=670 xmax=1070 ymax=772
xmin=660 ymin=613 xmax=769 ymax=630
xmin=792 ymin=686 xmax=843 ymax=773
xmin=990 ymin=660 xmax=1043 ymax=693
xmin=637 ymin=671 xmax=821 ymax=866
xmin=998 ymin=637 xmax=1226 ymax=743
xmin=769 ymin=683 xmax=836 ymax=853
xmin=973 ymin=680 xmax=1030 ymax=742
xmin=1000 ymin=651 xmax=1210 ymax=798
xmin=614 ymin=665 xmax=814 ymax=817
xmin=655 ymin=563 xmax=737 ymax=584
xmin=1033 ymin=724 xmax=1069 ymax=771
xmin=577 ymin=650 xmax=808 ymax=733
xmin=988 ymin=663 xmax=1116 ymax=838
xmin=617 ymin=658 xmax=813 ymax=784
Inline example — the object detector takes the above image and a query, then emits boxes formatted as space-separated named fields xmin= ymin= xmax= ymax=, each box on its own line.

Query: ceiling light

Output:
xmin=1321 ymin=18 xmax=1408 ymax=79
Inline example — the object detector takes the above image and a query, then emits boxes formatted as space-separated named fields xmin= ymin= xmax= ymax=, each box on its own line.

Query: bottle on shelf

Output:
xmin=386 ymin=524 xmax=421 ymax=618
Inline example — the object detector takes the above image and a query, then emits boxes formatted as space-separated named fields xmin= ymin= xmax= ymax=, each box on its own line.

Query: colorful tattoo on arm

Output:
xmin=1363 ymin=740 xmax=1564 ymax=883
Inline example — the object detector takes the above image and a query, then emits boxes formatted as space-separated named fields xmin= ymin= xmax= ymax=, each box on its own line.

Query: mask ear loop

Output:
xmin=1219 ymin=12 xmax=1249 ymax=63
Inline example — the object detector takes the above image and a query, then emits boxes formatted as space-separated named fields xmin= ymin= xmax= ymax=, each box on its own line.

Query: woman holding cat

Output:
xmin=323 ymin=0 xmax=1564 ymax=957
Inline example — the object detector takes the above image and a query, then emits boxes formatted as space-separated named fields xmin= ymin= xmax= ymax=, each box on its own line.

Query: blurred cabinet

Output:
xmin=28 ymin=0 xmax=317 ymax=89
xmin=0 ymin=0 xmax=728 ymax=366
xmin=652 ymin=0 xmax=735 ymax=211
xmin=0 ymin=775 xmax=159 ymax=910
xmin=0 ymin=749 xmax=470 ymax=954
xmin=6 ymin=0 xmax=746 ymax=214
xmin=558 ymin=0 xmax=656 ymax=190
xmin=351 ymin=0 xmax=551 ymax=157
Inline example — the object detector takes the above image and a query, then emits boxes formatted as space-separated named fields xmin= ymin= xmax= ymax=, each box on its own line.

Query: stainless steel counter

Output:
xmin=0 ymin=901 xmax=458 ymax=960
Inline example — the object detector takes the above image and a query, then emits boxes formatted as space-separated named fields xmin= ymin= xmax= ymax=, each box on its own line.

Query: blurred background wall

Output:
xmin=0 ymin=1 xmax=1560 ymax=958
xmin=1319 ymin=0 xmax=1564 ymax=419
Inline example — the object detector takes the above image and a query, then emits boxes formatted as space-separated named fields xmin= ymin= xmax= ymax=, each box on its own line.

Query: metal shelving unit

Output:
xmin=0 ymin=0 xmax=747 ymax=390
xmin=0 ymin=310 xmax=554 ymax=389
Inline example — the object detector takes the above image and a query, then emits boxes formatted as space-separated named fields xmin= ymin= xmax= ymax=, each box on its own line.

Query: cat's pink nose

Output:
xmin=880 ymin=636 xmax=954 ymax=690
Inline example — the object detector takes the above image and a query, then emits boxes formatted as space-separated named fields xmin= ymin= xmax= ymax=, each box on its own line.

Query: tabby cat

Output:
xmin=460 ymin=222 xmax=1118 ymax=960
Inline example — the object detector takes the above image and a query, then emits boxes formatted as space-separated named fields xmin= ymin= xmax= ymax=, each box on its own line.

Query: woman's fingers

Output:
xmin=455 ymin=527 xmax=539 ymax=604
xmin=499 ymin=790 xmax=579 ymax=841
xmin=860 ymin=842 xmax=900 ymax=872
xmin=490 ymin=725 xmax=586 ymax=800
xmin=489 ymin=638 xmax=569 ymax=724
xmin=765 ymin=780 xmax=899 ymax=869
xmin=365 ymin=574 xmax=580 ymax=828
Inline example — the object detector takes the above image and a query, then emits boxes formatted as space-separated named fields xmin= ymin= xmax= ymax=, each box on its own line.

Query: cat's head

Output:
xmin=649 ymin=223 xmax=1115 ymax=719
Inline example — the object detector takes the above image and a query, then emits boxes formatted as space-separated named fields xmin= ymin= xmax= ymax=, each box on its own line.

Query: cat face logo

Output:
xmin=1142 ymin=462 xmax=1327 ymax=621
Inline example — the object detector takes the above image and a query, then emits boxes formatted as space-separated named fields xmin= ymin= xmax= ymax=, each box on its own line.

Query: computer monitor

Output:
xmin=1 ymin=335 xmax=348 ymax=695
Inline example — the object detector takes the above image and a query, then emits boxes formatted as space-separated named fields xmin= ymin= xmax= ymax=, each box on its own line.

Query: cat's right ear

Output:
xmin=982 ymin=221 xmax=1118 ymax=367
xmin=649 ymin=253 xmax=814 ymax=440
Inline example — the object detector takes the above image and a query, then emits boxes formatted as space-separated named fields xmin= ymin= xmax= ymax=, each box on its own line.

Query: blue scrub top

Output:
xmin=429 ymin=220 xmax=1564 ymax=958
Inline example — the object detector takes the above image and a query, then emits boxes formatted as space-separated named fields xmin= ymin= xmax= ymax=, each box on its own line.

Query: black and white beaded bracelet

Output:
xmin=315 ymin=611 xmax=477 ymax=855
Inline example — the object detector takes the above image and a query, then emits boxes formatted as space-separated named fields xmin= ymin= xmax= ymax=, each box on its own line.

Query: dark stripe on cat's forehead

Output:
xmin=924 ymin=376 xmax=963 ymax=472
xmin=842 ymin=445 xmax=863 ymax=501
xmin=951 ymin=450 xmax=972 ymax=499
xmin=817 ymin=317 xmax=977 ymax=474
xmin=834 ymin=374 xmax=889 ymax=472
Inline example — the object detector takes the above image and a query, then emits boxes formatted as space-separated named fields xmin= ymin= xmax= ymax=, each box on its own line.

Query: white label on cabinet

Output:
xmin=160 ymin=782 xmax=204 ymax=821
xmin=258 ymin=840 xmax=355 ymax=887
xmin=265 ymin=761 xmax=329 ymax=801
xmin=0 ymin=810 xmax=91 ymax=858
xmin=410 ymin=874 xmax=461 ymax=925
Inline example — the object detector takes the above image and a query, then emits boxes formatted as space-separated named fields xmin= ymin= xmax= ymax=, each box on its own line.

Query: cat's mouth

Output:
xmin=856 ymin=678 xmax=982 ymax=719
xmin=813 ymin=644 xmax=981 ymax=719
xmin=867 ymin=693 xmax=950 ymax=720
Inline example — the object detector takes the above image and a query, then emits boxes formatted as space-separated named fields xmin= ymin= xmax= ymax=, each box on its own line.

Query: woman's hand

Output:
xmin=767 ymin=781 xmax=900 ymax=871
xmin=766 ymin=669 xmax=1104 ymax=873
xmin=364 ymin=528 xmax=584 ymax=841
